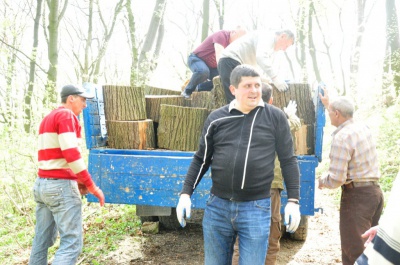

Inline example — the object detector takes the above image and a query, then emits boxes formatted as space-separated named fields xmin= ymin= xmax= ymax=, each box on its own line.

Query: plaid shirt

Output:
xmin=320 ymin=119 xmax=380 ymax=189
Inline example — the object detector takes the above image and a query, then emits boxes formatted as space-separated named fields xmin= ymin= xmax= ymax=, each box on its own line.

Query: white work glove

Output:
xmin=284 ymin=100 xmax=301 ymax=130
xmin=176 ymin=195 xmax=191 ymax=227
xmin=272 ymin=77 xmax=289 ymax=92
xmin=284 ymin=201 xmax=301 ymax=233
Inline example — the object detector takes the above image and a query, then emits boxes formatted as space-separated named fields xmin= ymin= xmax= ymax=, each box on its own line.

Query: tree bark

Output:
xmin=103 ymin=85 xmax=146 ymax=121
xmin=211 ymin=76 xmax=226 ymax=109
xmin=144 ymin=85 xmax=181 ymax=95
xmin=157 ymin=104 xmax=209 ymax=151
xmin=106 ymin=119 xmax=155 ymax=149
xmin=191 ymin=92 xmax=215 ymax=110
xmin=145 ymin=95 xmax=185 ymax=123
xmin=272 ymin=83 xmax=315 ymax=155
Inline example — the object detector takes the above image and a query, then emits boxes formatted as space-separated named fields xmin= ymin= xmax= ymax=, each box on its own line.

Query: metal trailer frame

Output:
xmin=82 ymin=83 xmax=326 ymax=232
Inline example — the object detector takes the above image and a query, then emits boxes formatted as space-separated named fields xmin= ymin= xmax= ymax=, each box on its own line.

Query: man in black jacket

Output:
xmin=176 ymin=64 xmax=300 ymax=265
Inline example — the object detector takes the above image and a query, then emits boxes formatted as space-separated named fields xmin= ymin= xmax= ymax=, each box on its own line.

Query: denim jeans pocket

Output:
xmin=42 ymin=189 xmax=62 ymax=208
xmin=206 ymin=193 xmax=216 ymax=206
xmin=254 ymin=198 xmax=271 ymax=212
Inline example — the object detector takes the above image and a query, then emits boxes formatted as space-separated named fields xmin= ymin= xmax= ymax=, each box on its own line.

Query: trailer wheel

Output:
xmin=280 ymin=215 xmax=308 ymax=241
xmin=158 ymin=208 xmax=181 ymax=230
xmin=140 ymin=216 xmax=159 ymax=223
xmin=289 ymin=215 xmax=308 ymax=241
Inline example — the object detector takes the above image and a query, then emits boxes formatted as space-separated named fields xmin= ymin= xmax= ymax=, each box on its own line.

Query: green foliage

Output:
xmin=376 ymin=104 xmax=400 ymax=192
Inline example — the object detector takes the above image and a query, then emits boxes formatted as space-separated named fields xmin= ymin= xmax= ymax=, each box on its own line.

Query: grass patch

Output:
xmin=80 ymin=204 xmax=142 ymax=264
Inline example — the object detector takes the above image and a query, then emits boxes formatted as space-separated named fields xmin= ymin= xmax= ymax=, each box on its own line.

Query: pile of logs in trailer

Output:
xmin=102 ymin=77 xmax=316 ymax=154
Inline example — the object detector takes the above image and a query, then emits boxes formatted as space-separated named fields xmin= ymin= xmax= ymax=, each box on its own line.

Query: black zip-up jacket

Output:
xmin=181 ymin=101 xmax=300 ymax=201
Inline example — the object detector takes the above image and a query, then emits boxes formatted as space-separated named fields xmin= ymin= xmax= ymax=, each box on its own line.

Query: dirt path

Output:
xmin=103 ymin=187 xmax=342 ymax=265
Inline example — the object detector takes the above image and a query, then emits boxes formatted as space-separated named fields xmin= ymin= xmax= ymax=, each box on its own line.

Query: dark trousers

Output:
xmin=217 ymin=57 xmax=241 ymax=104
xmin=340 ymin=184 xmax=384 ymax=265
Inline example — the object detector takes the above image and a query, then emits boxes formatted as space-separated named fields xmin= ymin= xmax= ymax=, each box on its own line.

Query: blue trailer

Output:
xmin=82 ymin=83 xmax=326 ymax=240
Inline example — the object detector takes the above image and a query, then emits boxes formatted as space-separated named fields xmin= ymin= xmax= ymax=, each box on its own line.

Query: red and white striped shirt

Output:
xmin=38 ymin=106 xmax=94 ymax=188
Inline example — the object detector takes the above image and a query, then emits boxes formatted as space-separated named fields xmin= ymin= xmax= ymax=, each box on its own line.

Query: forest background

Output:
xmin=0 ymin=0 xmax=400 ymax=264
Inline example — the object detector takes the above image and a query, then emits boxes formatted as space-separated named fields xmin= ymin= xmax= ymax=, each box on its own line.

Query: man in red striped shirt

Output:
xmin=29 ymin=85 xmax=105 ymax=265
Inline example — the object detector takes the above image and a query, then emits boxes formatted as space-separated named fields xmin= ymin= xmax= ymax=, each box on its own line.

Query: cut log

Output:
xmin=191 ymin=91 xmax=215 ymax=110
xmin=106 ymin=119 xmax=155 ymax=149
xmin=272 ymin=83 xmax=315 ymax=125
xmin=211 ymin=76 xmax=227 ymax=109
xmin=145 ymin=95 xmax=185 ymax=123
xmin=103 ymin=85 xmax=146 ymax=121
xmin=294 ymin=124 xmax=315 ymax=155
xmin=272 ymin=83 xmax=315 ymax=155
xmin=145 ymin=85 xmax=181 ymax=95
xmin=157 ymin=104 xmax=209 ymax=151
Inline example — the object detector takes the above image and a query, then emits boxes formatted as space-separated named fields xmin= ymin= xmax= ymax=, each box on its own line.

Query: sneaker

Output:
xmin=181 ymin=91 xmax=191 ymax=99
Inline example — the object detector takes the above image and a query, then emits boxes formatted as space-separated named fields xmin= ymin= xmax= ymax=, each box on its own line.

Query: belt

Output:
xmin=342 ymin=181 xmax=379 ymax=190
xmin=41 ymin=178 xmax=61 ymax=180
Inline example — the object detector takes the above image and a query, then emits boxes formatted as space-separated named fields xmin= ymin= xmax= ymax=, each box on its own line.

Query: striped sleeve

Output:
xmin=38 ymin=107 xmax=94 ymax=187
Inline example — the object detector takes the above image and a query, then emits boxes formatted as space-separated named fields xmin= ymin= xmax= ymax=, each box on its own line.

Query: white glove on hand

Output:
xmin=284 ymin=100 xmax=301 ymax=130
xmin=284 ymin=201 xmax=301 ymax=233
xmin=272 ymin=77 xmax=288 ymax=92
xmin=176 ymin=195 xmax=191 ymax=227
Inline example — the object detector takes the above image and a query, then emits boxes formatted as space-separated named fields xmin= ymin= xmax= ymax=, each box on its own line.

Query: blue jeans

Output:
xmin=203 ymin=194 xmax=271 ymax=265
xmin=29 ymin=178 xmax=83 ymax=265
xmin=184 ymin=53 xmax=219 ymax=94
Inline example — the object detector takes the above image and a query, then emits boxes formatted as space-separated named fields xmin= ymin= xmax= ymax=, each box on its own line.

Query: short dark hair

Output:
xmin=261 ymin=83 xmax=272 ymax=103
xmin=230 ymin=64 xmax=261 ymax=88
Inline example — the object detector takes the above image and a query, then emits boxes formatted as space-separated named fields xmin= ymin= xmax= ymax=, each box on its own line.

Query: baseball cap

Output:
xmin=60 ymin=84 xmax=94 ymax=99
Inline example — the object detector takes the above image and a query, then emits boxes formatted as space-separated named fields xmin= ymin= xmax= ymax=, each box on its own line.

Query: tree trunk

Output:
xmin=45 ymin=0 xmax=68 ymax=105
xmin=295 ymin=5 xmax=308 ymax=83
xmin=349 ymin=0 xmax=367 ymax=103
xmin=201 ymin=0 xmax=210 ymax=41
xmin=308 ymin=2 xmax=322 ymax=83
xmin=92 ymin=0 xmax=124 ymax=83
xmin=25 ymin=0 xmax=43 ymax=132
xmin=125 ymin=0 xmax=139 ymax=87
xmin=157 ymin=105 xmax=209 ymax=151
xmin=103 ymin=85 xmax=146 ymax=121
xmin=106 ymin=120 xmax=155 ymax=149
xmin=384 ymin=0 xmax=400 ymax=99
xmin=213 ymin=0 xmax=224 ymax=29
xmin=137 ymin=0 xmax=166 ymax=85
xmin=82 ymin=0 xmax=94 ymax=83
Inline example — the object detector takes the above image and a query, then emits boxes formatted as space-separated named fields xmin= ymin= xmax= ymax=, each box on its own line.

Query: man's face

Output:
xmin=274 ymin=34 xmax=294 ymax=51
xmin=70 ymin=95 xmax=87 ymax=116
xmin=230 ymin=76 xmax=262 ymax=113
xmin=328 ymin=105 xmax=339 ymax=127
